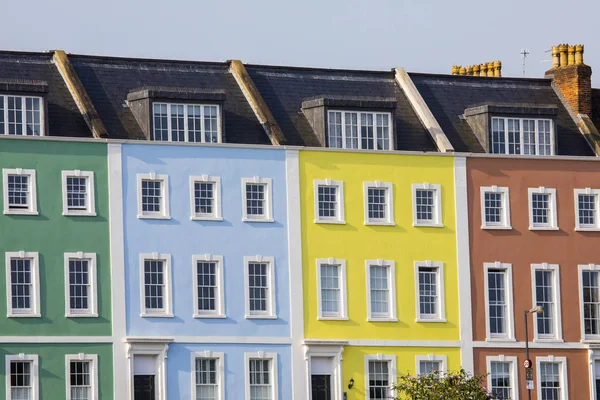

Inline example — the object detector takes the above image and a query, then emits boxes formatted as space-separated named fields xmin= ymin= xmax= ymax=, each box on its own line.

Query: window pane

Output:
xmin=507 ymin=119 xmax=520 ymax=154
xmin=361 ymin=113 xmax=374 ymax=149
xmin=8 ymin=96 xmax=23 ymax=135
xmin=367 ymin=188 xmax=386 ymax=221
xmin=70 ymin=361 xmax=91 ymax=400
xmin=7 ymin=175 xmax=29 ymax=209
xmin=419 ymin=267 xmax=438 ymax=317
xmin=531 ymin=193 xmax=550 ymax=226
xmin=344 ymin=112 xmax=358 ymax=149
xmin=194 ymin=182 xmax=214 ymax=216
xmin=11 ymin=259 xmax=32 ymax=311
xmin=583 ymin=271 xmax=600 ymax=335
xmin=67 ymin=176 xmax=88 ymax=211
xmin=203 ymin=105 xmax=219 ymax=143
xmin=25 ymin=97 xmax=41 ymax=136
xmin=69 ymin=259 xmax=90 ymax=311
xmin=246 ymin=184 xmax=265 ymax=217
xmin=540 ymin=362 xmax=561 ymax=400
xmin=416 ymin=189 xmax=434 ymax=222
xmin=491 ymin=118 xmax=505 ymax=154
xmin=419 ymin=361 xmax=441 ymax=376
xmin=320 ymin=264 xmax=340 ymax=315
xmin=375 ymin=113 xmax=390 ymax=150
xmin=141 ymin=180 xmax=162 ymax=213
xmin=249 ymin=359 xmax=271 ymax=400
xmin=152 ymin=103 xmax=169 ymax=141
xmin=188 ymin=105 xmax=202 ymax=143
xmin=490 ymin=362 xmax=512 ymax=399
xmin=196 ymin=358 xmax=218 ymax=400
xmin=484 ymin=192 xmax=503 ymax=225
xmin=538 ymin=120 xmax=552 ymax=155
xmin=144 ymin=260 xmax=164 ymax=310
xmin=10 ymin=361 xmax=32 ymax=400
xmin=248 ymin=262 xmax=269 ymax=313
xmin=370 ymin=266 xmax=390 ymax=317
xmin=0 ymin=95 xmax=4 ymax=134
xmin=488 ymin=270 xmax=507 ymax=335
xmin=578 ymin=194 xmax=596 ymax=226
xmin=328 ymin=111 xmax=343 ymax=148
xmin=318 ymin=185 xmax=337 ymax=219
xmin=170 ymin=104 xmax=185 ymax=142
xmin=535 ymin=270 xmax=555 ymax=336
xmin=522 ymin=119 xmax=536 ymax=155
xmin=368 ymin=360 xmax=389 ymax=399
xmin=197 ymin=262 xmax=217 ymax=312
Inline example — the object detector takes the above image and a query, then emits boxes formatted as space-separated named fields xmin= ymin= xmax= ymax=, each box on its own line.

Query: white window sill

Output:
xmin=485 ymin=337 xmax=517 ymax=342
xmin=581 ymin=338 xmax=600 ymax=343
xmin=318 ymin=316 xmax=349 ymax=321
xmin=481 ymin=225 xmax=512 ymax=230
xmin=140 ymin=312 xmax=174 ymax=318
xmin=365 ymin=221 xmax=396 ymax=226
xmin=4 ymin=210 xmax=39 ymax=216
xmin=314 ymin=219 xmax=346 ymax=225
xmin=194 ymin=314 xmax=227 ymax=319
xmin=245 ymin=315 xmax=278 ymax=320
xmin=529 ymin=226 xmax=559 ymax=231
xmin=367 ymin=317 xmax=398 ymax=322
xmin=242 ymin=217 xmax=274 ymax=223
xmin=413 ymin=222 xmax=444 ymax=228
xmin=416 ymin=317 xmax=447 ymax=323
xmin=137 ymin=214 xmax=171 ymax=220
xmin=191 ymin=216 xmax=223 ymax=221
xmin=533 ymin=338 xmax=563 ymax=343
xmin=66 ymin=313 xmax=99 ymax=318
xmin=575 ymin=227 xmax=600 ymax=232
xmin=63 ymin=211 xmax=97 ymax=217
xmin=8 ymin=313 xmax=41 ymax=318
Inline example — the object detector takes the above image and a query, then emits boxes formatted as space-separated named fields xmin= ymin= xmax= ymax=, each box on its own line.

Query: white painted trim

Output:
xmin=192 ymin=254 xmax=225 ymax=318
xmin=490 ymin=117 xmax=556 ymax=156
xmin=241 ymin=177 xmax=274 ymax=222
xmin=0 ymin=336 xmax=113 ymax=343
xmin=304 ymin=343 xmax=345 ymax=400
xmin=5 ymin=354 xmax=39 ymax=400
xmin=574 ymin=188 xmax=600 ymax=231
xmin=412 ymin=183 xmax=443 ymax=227
xmin=136 ymin=173 xmax=170 ymax=219
xmin=313 ymin=179 xmax=345 ymax=224
xmin=486 ymin=355 xmax=519 ymax=400
xmin=61 ymin=170 xmax=96 ymax=216
xmin=5 ymin=251 xmax=40 ymax=317
xmin=363 ymin=181 xmax=395 ymax=225
xmin=473 ymin=341 xmax=587 ymax=349
xmin=190 ymin=351 xmax=225 ymax=400
xmin=414 ymin=261 xmax=446 ymax=322
xmin=327 ymin=110 xmax=394 ymax=151
xmin=365 ymin=260 xmax=397 ymax=322
xmin=531 ymin=264 xmax=563 ymax=341
xmin=483 ymin=262 xmax=515 ymax=340
xmin=108 ymin=143 xmax=127 ymax=399
xmin=415 ymin=354 xmax=448 ymax=375
xmin=151 ymin=102 xmax=222 ymax=143
xmin=454 ymin=157 xmax=474 ymax=373
xmin=347 ymin=339 xmax=461 ymax=347
xmin=480 ymin=186 xmax=511 ymax=229
xmin=363 ymin=354 xmax=396 ymax=399
xmin=139 ymin=253 xmax=173 ymax=317
xmin=316 ymin=259 xmax=348 ymax=320
xmin=65 ymin=353 xmax=98 ymax=400
xmin=64 ymin=252 xmax=98 ymax=318
xmin=189 ymin=175 xmax=223 ymax=221
xmin=244 ymin=352 xmax=279 ymax=400
xmin=125 ymin=341 xmax=169 ymax=400
xmin=536 ymin=356 xmax=568 ymax=400
xmin=527 ymin=187 xmax=558 ymax=230
xmin=128 ymin=336 xmax=292 ymax=344
xmin=0 ymin=95 xmax=46 ymax=137
xmin=244 ymin=255 xmax=277 ymax=319
xmin=578 ymin=264 xmax=600 ymax=341
xmin=2 ymin=168 xmax=38 ymax=215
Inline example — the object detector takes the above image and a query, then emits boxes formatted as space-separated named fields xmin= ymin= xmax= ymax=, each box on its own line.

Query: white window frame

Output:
xmin=412 ymin=183 xmax=443 ymax=227
xmin=244 ymin=256 xmax=277 ymax=319
xmin=535 ymin=356 xmax=568 ymax=400
xmin=327 ymin=110 xmax=393 ymax=150
xmin=574 ymin=188 xmax=600 ymax=231
xmin=364 ymin=354 xmax=397 ymax=399
xmin=363 ymin=181 xmax=394 ymax=225
xmin=0 ymin=95 xmax=45 ymax=136
xmin=136 ymin=173 xmax=170 ymax=219
xmin=313 ymin=179 xmax=345 ymax=224
xmin=139 ymin=253 xmax=173 ymax=318
xmin=5 ymin=251 xmax=40 ymax=318
xmin=578 ymin=264 xmax=600 ymax=341
xmin=480 ymin=186 xmax=511 ymax=230
xmin=486 ymin=355 xmax=519 ymax=400
xmin=65 ymin=353 xmax=98 ymax=400
xmin=414 ymin=261 xmax=446 ymax=322
xmin=365 ymin=260 xmax=397 ymax=322
xmin=528 ymin=187 xmax=557 ymax=230
xmin=490 ymin=117 xmax=555 ymax=155
xmin=241 ymin=177 xmax=274 ymax=222
xmin=189 ymin=175 xmax=222 ymax=221
xmin=5 ymin=354 xmax=39 ymax=400
xmin=61 ymin=170 xmax=96 ymax=217
xmin=192 ymin=254 xmax=225 ymax=318
xmin=483 ymin=262 xmax=515 ymax=341
xmin=2 ymin=168 xmax=38 ymax=215
xmin=531 ymin=263 xmax=562 ymax=342
xmin=190 ymin=351 xmax=225 ymax=400
xmin=64 ymin=252 xmax=98 ymax=318
xmin=415 ymin=354 xmax=448 ymax=375
xmin=152 ymin=102 xmax=221 ymax=143
xmin=316 ymin=258 xmax=348 ymax=320
xmin=244 ymin=352 xmax=278 ymax=400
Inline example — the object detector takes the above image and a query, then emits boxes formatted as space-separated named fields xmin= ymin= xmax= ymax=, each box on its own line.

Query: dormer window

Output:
xmin=152 ymin=103 xmax=220 ymax=143
xmin=327 ymin=110 xmax=392 ymax=150
xmin=490 ymin=117 xmax=553 ymax=155
xmin=0 ymin=95 xmax=43 ymax=136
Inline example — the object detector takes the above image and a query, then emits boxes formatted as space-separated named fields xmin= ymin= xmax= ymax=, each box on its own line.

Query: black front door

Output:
xmin=311 ymin=374 xmax=331 ymax=400
xmin=596 ymin=379 xmax=600 ymax=399
xmin=134 ymin=375 xmax=155 ymax=400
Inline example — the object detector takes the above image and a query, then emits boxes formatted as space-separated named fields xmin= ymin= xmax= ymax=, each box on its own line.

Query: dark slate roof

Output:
xmin=0 ymin=51 xmax=91 ymax=137
xmin=68 ymin=54 xmax=269 ymax=143
xmin=246 ymin=64 xmax=437 ymax=150
xmin=409 ymin=73 xmax=595 ymax=156
xmin=591 ymin=89 xmax=600 ymax=133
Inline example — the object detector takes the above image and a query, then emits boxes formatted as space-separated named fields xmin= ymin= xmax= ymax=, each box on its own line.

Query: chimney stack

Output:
xmin=545 ymin=43 xmax=592 ymax=116
xmin=451 ymin=61 xmax=502 ymax=77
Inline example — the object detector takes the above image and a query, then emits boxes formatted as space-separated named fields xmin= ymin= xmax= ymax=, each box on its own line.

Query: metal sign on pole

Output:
xmin=526 ymin=380 xmax=534 ymax=390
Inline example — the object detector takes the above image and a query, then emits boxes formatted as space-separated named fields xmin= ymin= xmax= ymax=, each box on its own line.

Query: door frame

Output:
xmin=304 ymin=340 xmax=347 ymax=400
xmin=125 ymin=338 xmax=172 ymax=400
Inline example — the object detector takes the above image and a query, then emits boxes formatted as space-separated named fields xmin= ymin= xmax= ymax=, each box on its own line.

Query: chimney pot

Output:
xmin=480 ymin=63 xmax=487 ymax=76
xmin=466 ymin=65 xmax=474 ymax=76
xmin=551 ymin=46 xmax=560 ymax=68
xmin=568 ymin=45 xmax=576 ymax=66
xmin=558 ymin=44 xmax=568 ymax=67
xmin=459 ymin=66 xmax=467 ymax=76
xmin=486 ymin=62 xmax=494 ymax=77
xmin=493 ymin=60 xmax=502 ymax=77
xmin=575 ymin=44 xmax=584 ymax=65
xmin=451 ymin=65 xmax=460 ymax=75
xmin=473 ymin=64 xmax=480 ymax=75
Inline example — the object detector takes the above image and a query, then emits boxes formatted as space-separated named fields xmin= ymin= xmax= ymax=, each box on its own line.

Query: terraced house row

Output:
xmin=1 ymin=42 xmax=600 ymax=400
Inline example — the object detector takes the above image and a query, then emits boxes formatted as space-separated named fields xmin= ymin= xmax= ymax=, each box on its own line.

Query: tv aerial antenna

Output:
xmin=521 ymin=48 xmax=529 ymax=77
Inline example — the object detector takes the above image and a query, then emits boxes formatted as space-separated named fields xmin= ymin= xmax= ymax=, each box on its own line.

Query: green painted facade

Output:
xmin=0 ymin=343 xmax=113 ymax=399
xmin=0 ymin=138 xmax=111 ymax=336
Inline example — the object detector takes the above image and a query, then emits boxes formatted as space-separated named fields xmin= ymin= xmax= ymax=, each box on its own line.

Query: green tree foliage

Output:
xmin=392 ymin=368 xmax=498 ymax=400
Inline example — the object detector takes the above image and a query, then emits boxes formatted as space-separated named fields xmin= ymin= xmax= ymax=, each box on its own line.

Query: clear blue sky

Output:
xmin=1 ymin=0 xmax=598 ymax=84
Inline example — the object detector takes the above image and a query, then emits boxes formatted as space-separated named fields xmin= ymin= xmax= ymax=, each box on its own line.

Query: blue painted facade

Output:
xmin=121 ymin=143 xmax=292 ymax=396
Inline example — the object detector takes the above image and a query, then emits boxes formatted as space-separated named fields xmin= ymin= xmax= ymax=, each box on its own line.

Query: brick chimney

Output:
xmin=545 ymin=44 xmax=592 ymax=116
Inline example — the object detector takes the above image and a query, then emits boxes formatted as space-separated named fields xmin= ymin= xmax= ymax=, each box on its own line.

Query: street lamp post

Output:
xmin=524 ymin=306 xmax=544 ymax=400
